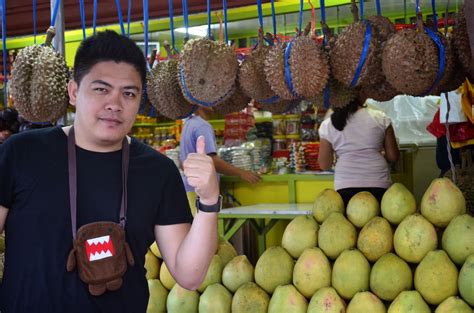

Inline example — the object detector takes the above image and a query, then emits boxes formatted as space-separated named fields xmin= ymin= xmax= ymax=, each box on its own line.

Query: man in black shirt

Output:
xmin=0 ymin=31 xmax=220 ymax=313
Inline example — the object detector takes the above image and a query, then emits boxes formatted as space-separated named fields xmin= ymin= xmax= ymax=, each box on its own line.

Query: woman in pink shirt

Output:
xmin=318 ymin=100 xmax=400 ymax=206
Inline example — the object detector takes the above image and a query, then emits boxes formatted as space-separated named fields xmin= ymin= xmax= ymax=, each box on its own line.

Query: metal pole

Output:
xmin=51 ymin=0 xmax=65 ymax=56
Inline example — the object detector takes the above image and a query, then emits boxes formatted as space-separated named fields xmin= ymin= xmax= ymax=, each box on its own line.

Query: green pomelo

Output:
xmin=414 ymin=250 xmax=458 ymax=305
xmin=387 ymin=290 xmax=430 ymax=313
xmin=150 ymin=241 xmax=162 ymax=259
xmin=254 ymin=246 xmax=294 ymax=294
xmin=434 ymin=296 xmax=472 ymax=313
xmin=370 ymin=253 xmax=412 ymax=301
xmin=268 ymin=284 xmax=308 ymax=313
xmin=197 ymin=254 xmax=223 ymax=292
xmin=357 ymin=216 xmax=393 ymax=262
xmin=442 ymin=214 xmax=474 ymax=265
xmin=167 ymin=283 xmax=199 ymax=313
xmin=159 ymin=261 xmax=176 ymax=290
xmin=332 ymin=249 xmax=370 ymax=299
xmin=393 ymin=214 xmax=438 ymax=263
xmin=145 ymin=249 xmax=161 ymax=280
xmin=381 ymin=183 xmax=416 ymax=225
xmin=458 ymin=254 xmax=474 ymax=306
xmin=146 ymin=279 xmax=168 ymax=313
xmin=222 ymin=255 xmax=254 ymax=293
xmin=420 ymin=178 xmax=466 ymax=227
xmin=318 ymin=212 xmax=357 ymax=260
xmin=282 ymin=215 xmax=319 ymax=258
xmin=198 ymin=283 xmax=232 ymax=313
xmin=232 ymin=282 xmax=269 ymax=313
xmin=346 ymin=291 xmax=386 ymax=313
xmin=346 ymin=191 xmax=380 ymax=228
xmin=312 ymin=188 xmax=345 ymax=223
xmin=293 ymin=247 xmax=331 ymax=298
xmin=307 ymin=287 xmax=346 ymax=313
xmin=216 ymin=240 xmax=238 ymax=266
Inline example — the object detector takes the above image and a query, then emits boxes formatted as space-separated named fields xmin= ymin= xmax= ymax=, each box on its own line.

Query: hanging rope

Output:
xmin=127 ymin=0 xmax=132 ymax=37
xmin=298 ymin=0 xmax=303 ymax=33
xmin=257 ymin=0 xmax=264 ymax=29
xmin=1 ymin=0 xmax=6 ymax=106
xmin=350 ymin=21 xmax=371 ymax=87
xmin=33 ymin=0 xmax=37 ymax=43
xmin=320 ymin=0 xmax=330 ymax=109
xmin=431 ymin=0 xmax=438 ymax=31
xmin=223 ymin=0 xmax=229 ymax=44
xmin=93 ymin=0 xmax=97 ymax=35
xmin=50 ymin=0 xmax=61 ymax=27
xmin=168 ymin=0 xmax=176 ymax=50
xmin=79 ymin=0 xmax=86 ymax=39
xmin=359 ymin=0 xmax=364 ymax=21
xmin=115 ymin=0 xmax=126 ymax=36
xmin=444 ymin=93 xmax=456 ymax=184
xmin=270 ymin=0 xmax=277 ymax=41
xmin=182 ymin=0 xmax=189 ymax=42
xmin=143 ymin=0 xmax=149 ymax=70
xmin=376 ymin=0 xmax=381 ymax=16
xmin=207 ymin=0 xmax=212 ymax=39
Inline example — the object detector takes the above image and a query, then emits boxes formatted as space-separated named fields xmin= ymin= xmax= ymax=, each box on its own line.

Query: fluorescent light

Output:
xmin=175 ymin=25 xmax=214 ymax=37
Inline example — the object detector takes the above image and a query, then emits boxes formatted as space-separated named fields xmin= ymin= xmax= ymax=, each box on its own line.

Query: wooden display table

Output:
xmin=218 ymin=203 xmax=313 ymax=256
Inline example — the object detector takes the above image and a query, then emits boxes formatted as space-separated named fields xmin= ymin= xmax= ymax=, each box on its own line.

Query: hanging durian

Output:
xmin=287 ymin=22 xmax=330 ymax=99
xmin=382 ymin=12 xmax=440 ymax=96
xmin=178 ymin=36 xmax=238 ymax=107
xmin=329 ymin=0 xmax=381 ymax=88
xmin=213 ymin=86 xmax=250 ymax=116
xmin=239 ymin=27 xmax=279 ymax=104
xmin=357 ymin=78 xmax=399 ymax=103
xmin=367 ymin=15 xmax=396 ymax=44
xmin=452 ymin=8 xmax=473 ymax=80
xmin=431 ymin=33 xmax=458 ymax=95
xmin=11 ymin=27 xmax=69 ymax=122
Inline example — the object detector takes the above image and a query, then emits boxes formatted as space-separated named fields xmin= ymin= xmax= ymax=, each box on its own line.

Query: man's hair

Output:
xmin=73 ymin=30 xmax=147 ymax=86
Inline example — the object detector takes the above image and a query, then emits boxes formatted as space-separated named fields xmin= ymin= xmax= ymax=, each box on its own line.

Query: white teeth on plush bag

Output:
xmin=87 ymin=235 xmax=110 ymax=246
xmin=89 ymin=250 xmax=113 ymax=261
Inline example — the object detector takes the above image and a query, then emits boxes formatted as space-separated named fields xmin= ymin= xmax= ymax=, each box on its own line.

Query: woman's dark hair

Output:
xmin=330 ymin=100 xmax=362 ymax=131
xmin=0 ymin=107 xmax=20 ymax=133
xmin=73 ymin=30 xmax=147 ymax=86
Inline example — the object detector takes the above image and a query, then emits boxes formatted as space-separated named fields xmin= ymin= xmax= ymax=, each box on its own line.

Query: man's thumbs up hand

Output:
xmin=183 ymin=136 xmax=219 ymax=206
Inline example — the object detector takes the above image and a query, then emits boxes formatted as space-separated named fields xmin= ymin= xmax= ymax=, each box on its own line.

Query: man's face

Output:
xmin=68 ymin=61 xmax=142 ymax=151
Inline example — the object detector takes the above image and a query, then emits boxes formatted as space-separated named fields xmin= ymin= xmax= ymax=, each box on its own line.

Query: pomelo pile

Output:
xmin=144 ymin=177 xmax=473 ymax=312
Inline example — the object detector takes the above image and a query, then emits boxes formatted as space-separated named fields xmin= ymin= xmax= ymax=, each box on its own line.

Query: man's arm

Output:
xmin=153 ymin=136 xmax=219 ymax=290
xmin=0 ymin=205 xmax=8 ymax=233
xmin=211 ymin=155 xmax=261 ymax=184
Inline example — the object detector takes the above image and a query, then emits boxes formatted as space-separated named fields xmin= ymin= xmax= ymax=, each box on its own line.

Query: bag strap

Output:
xmin=67 ymin=126 xmax=129 ymax=239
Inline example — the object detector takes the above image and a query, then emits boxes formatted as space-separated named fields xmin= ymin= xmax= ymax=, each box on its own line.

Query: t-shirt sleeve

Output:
xmin=155 ymin=159 xmax=193 ymax=225
xmin=369 ymin=109 xmax=392 ymax=129
xmin=194 ymin=125 xmax=217 ymax=155
xmin=0 ymin=139 xmax=14 ymax=209
xmin=318 ymin=118 xmax=332 ymax=143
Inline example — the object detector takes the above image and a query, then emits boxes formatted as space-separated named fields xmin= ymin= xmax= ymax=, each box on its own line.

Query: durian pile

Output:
xmin=11 ymin=27 xmax=69 ymax=122
xmin=144 ymin=178 xmax=473 ymax=313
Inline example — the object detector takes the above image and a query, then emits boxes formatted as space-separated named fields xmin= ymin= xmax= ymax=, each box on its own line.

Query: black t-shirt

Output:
xmin=0 ymin=127 xmax=193 ymax=313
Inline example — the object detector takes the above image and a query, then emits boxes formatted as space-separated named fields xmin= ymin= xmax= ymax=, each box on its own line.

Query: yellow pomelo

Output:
xmin=318 ymin=212 xmax=357 ymax=259
xmin=216 ymin=240 xmax=238 ymax=266
xmin=332 ymin=249 xmax=371 ymax=300
xmin=232 ymin=282 xmax=269 ymax=313
xmin=254 ymin=246 xmax=294 ymax=294
xmin=167 ymin=283 xmax=199 ymax=313
xmin=442 ymin=214 xmax=474 ymax=265
xmin=381 ymin=183 xmax=416 ymax=225
xmin=346 ymin=191 xmax=380 ymax=228
xmin=268 ymin=285 xmax=308 ymax=313
xmin=150 ymin=241 xmax=162 ymax=259
xmin=222 ymin=255 xmax=254 ymax=293
xmin=388 ymin=290 xmax=430 ymax=313
xmin=198 ymin=283 xmax=232 ymax=313
xmin=159 ymin=261 xmax=176 ymax=290
xmin=197 ymin=254 xmax=223 ymax=293
xmin=145 ymin=249 xmax=161 ymax=280
xmin=435 ymin=296 xmax=472 ymax=313
xmin=282 ymin=215 xmax=319 ymax=258
xmin=293 ymin=247 xmax=331 ymax=298
xmin=307 ymin=287 xmax=346 ymax=313
xmin=458 ymin=254 xmax=474 ymax=306
xmin=312 ymin=189 xmax=344 ymax=223
xmin=370 ymin=253 xmax=412 ymax=301
xmin=357 ymin=216 xmax=393 ymax=262
xmin=347 ymin=291 xmax=386 ymax=313
xmin=146 ymin=279 xmax=169 ymax=313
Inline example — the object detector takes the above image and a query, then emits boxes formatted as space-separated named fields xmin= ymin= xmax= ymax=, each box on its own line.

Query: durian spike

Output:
xmin=148 ymin=49 xmax=157 ymax=68
xmin=44 ymin=27 xmax=56 ymax=46
xmin=351 ymin=0 xmax=359 ymax=23
xmin=416 ymin=12 xmax=425 ymax=32
xmin=320 ymin=21 xmax=333 ymax=41
xmin=215 ymin=11 xmax=224 ymax=43
xmin=163 ymin=41 xmax=174 ymax=58
xmin=257 ymin=27 xmax=264 ymax=51
xmin=303 ymin=22 xmax=311 ymax=36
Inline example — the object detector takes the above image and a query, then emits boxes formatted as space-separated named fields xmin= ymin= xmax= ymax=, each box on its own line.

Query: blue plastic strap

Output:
xmin=431 ymin=0 xmax=438 ymax=31
xmin=257 ymin=0 xmax=264 ymax=28
xmin=1 ymin=0 xmax=6 ymax=106
xmin=168 ymin=0 xmax=176 ymax=50
xmin=179 ymin=64 xmax=233 ymax=107
xmin=416 ymin=0 xmax=420 ymax=15
xmin=33 ymin=0 xmax=37 ymax=43
xmin=359 ymin=0 xmax=364 ymax=20
xmin=320 ymin=0 xmax=326 ymax=44
xmin=422 ymin=28 xmax=445 ymax=95
xmin=376 ymin=0 xmax=381 ymax=16
xmin=298 ymin=0 xmax=303 ymax=33
xmin=257 ymin=95 xmax=280 ymax=104
xmin=143 ymin=0 xmax=149 ymax=71
xmin=350 ymin=21 xmax=371 ymax=87
xmin=270 ymin=0 xmax=277 ymax=40
xmin=127 ymin=0 xmax=132 ymax=37
xmin=79 ymin=0 xmax=86 ymax=39
xmin=324 ymin=84 xmax=330 ymax=109
xmin=50 ymin=0 xmax=60 ymax=27
xmin=207 ymin=0 xmax=212 ymax=38
xmin=115 ymin=0 xmax=126 ymax=36
xmin=93 ymin=0 xmax=97 ymax=35
xmin=284 ymin=40 xmax=299 ymax=97
xmin=223 ymin=0 xmax=229 ymax=44
xmin=182 ymin=0 xmax=189 ymax=41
